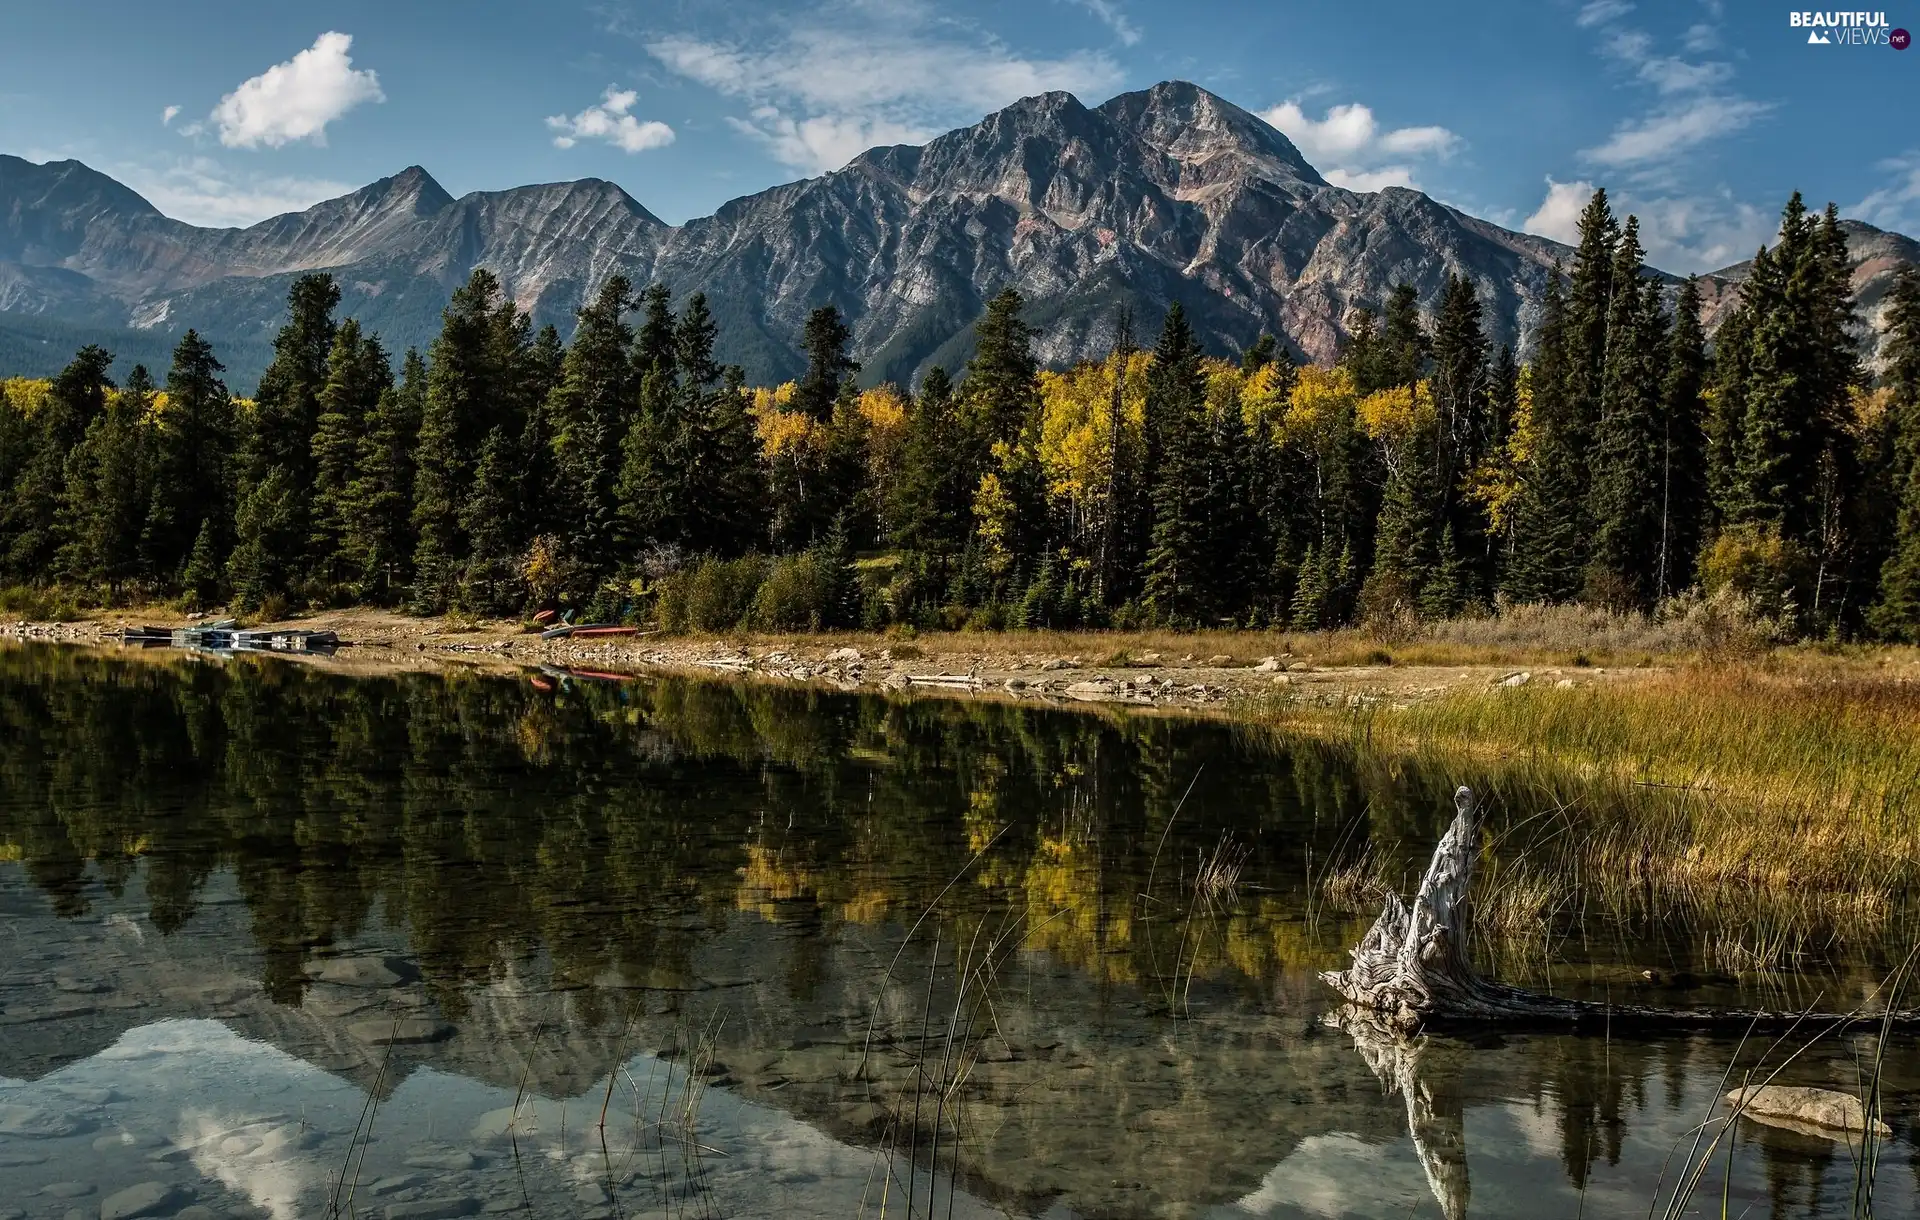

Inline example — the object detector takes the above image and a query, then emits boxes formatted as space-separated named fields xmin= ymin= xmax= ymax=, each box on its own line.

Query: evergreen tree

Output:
xmin=343 ymin=349 xmax=424 ymax=602
xmin=1586 ymin=216 xmax=1665 ymax=609
xmin=238 ymin=274 xmax=340 ymax=584
xmin=550 ymin=275 xmax=636 ymax=586
xmin=1142 ymin=305 xmax=1213 ymax=624
xmin=4 ymin=345 xmax=113 ymax=580
xmin=226 ymin=466 xmax=300 ymax=613
xmin=1363 ymin=425 xmax=1438 ymax=620
xmin=308 ymin=319 xmax=392 ymax=587
xmin=695 ymin=366 xmax=768 ymax=556
xmin=459 ymin=427 xmax=523 ymax=613
xmin=180 ymin=518 xmax=223 ymax=610
xmin=146 ymin=330 xmax=234 ymax=583
xmin=1376 ymin=284 xmax=1429 ymax=391
xmin=412 ymin=269 xmax=514 ymax=611
xmin=959 ymin=289 xmax=1045 ymax=575
xmin=1656 ymin=277 xmax=1709 ymax=599
xmin=1241 ymin=332 xmax=1279 ymax=373
xmin=57 ymin=364 xmax=153 ymax=591
xmin=890 ymin=367 xmax=971 ymax=559
xmin=1505 ymin=273 xmax=1586 ymax=602
xmin=963 ymin=288 xmax=1040 ymax=447
xmin=1430 ymin=274 xmax=1492 ymax=595
xmin=793 ymin=305 xmax=857 ymax=422
xmin=1420 ymin=524 xmax=1468 ymax=619
xmin=1870 ymin=268 xmax=1920 ymax=639
xmin=1565 ymin=188 xmax=1619 ymax=452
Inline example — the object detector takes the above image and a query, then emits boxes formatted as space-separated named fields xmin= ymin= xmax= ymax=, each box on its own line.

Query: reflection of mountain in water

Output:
xmin=3 ymin=645 xmax=1918 ymax=1217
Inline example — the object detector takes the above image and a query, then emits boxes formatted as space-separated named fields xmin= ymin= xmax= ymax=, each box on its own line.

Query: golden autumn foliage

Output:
xmin=1277 ymin=364 xmax=1358 ymax=448
xmin=1469 ymin=364 xmax=1533 ymax=532
xmin=750 ymin=382 xmax=815 ymax=459
xmin=1034 ymin=351 xmax=1148 ymax=507
xmin=1 ymin=378 xmax=51 ymax=416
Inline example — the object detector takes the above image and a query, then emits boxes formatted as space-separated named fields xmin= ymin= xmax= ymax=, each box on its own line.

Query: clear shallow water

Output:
xmin=0 ymin=643 xmax=1915 ymax=1219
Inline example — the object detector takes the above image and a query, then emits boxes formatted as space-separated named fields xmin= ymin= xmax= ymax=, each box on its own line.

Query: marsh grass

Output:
xmin=1278 ymin=664 xmax=1920 ymax=958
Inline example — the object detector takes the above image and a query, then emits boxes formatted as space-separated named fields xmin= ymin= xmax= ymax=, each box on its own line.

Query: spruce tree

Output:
xmin=1564 ymin=188 xmax=1619 ymax=453
xmin=963 ymin=289 xmax=1040 ymax=447
xmin=1363 ymin=426 xmax=1437 ymax=620
xmin=4 ymin=345 xmax=113 ymax=580
xmin=1870 ymin=268 xmax=1920 ymax=639
xmin=891 ymin=367 xmax=966 ymax=556
xmin=308 ymin=319 xmax=392 ymax=587
xmin=239 ymin=274 xmax=340 ymax=586
xmin=412 ymin=269 xmax=512 ymax=611
xmin=1430 ymin=274 xmax=1492 ymax=594
xmin=959 ymin=289 xmax=1045 ymax=573
xmin=1657 ymin=277 xmax=1709 ymax=599
xmin=550 ymin=275 xmax=636 ymax=585
xmin=227 ymin=467 xmax=300 ymax=613
xmin=1241 ymin=332 xmax=1279 ymax=373
xmin=1504 ymin=273 xmax=1586 ymax=603
xmin=1142 ymin=305 xmax=1212 ymax=624
xmin=793 ymin=306 xmax=858 ymax=422
xmin=58 ymin=364 xmax=153 ymax=591
xmin=459 ymin=427 xmax=523 ymax=613
xmin=1586 ymin=216 xmax=1664 ymax=609
xmin=344 ymin=349 xmax=424 ymax=602
xmin=695 ymin=366 xmax=768 ymax=556
xmin=146 ymin=330 xmax=233 ymax=584
xmin=180 ymin=518 xmax=223 ymax=610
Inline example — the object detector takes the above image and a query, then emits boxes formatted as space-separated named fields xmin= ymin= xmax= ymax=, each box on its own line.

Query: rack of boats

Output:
xmin=115 ymin=620 xmax=342 ymax=654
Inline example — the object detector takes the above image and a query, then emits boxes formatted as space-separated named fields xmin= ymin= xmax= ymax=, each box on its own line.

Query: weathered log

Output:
xmin=1320 ymin=786 xmax=1920 ymax=1032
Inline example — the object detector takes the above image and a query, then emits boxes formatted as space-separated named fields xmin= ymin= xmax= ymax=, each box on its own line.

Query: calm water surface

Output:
xmin=0 ymin=643 xmax=1913 ymax=1219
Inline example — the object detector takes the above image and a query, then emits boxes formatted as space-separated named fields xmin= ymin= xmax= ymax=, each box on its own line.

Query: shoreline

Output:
xmin=1 ymin=607 xmax=1667 ymax=714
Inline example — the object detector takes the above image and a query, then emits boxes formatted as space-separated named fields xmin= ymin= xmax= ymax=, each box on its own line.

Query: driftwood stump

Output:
xmin=1320 ymin=786 xmax=1920 ymax=1032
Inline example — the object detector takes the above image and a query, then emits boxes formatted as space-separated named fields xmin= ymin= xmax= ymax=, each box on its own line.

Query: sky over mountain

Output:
xmin=2 ymin=0 xmax=1914 ymax=273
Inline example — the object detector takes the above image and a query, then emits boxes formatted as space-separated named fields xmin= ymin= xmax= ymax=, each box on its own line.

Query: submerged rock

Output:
xmin=1726 ymin=1085 xmax=1892 ymax=1137
xmin=100 ymin=1182 xmax=187 ymax=1220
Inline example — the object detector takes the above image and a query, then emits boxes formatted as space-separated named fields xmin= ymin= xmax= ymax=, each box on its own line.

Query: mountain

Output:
xmin=1 ymin=82 xmax=1914 ymax=389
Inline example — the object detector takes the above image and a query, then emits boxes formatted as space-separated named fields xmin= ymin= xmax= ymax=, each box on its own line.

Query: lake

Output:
xmin=0 ymin=643 xmax=1912 ymax=1219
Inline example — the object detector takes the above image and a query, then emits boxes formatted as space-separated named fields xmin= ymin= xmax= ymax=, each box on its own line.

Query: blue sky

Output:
xmin=1 ymin=0 xmax=1915 ymax=272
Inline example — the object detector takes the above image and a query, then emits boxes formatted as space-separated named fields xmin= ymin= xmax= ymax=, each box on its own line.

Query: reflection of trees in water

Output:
xmin=5 ymin=647 xmax=1912 ymax=1215
xmin=3 ymin=646 xmax=1478 ymax=1001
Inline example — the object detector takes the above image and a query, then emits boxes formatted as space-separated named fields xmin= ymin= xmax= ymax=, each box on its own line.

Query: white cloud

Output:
xmin=1522 ymin=176 xmax=1774 ymax=271
xmin=1851 ymin=151 xmax=1920 ymax=234
xmin=1683 ymin=22 xmax=1719 ymax=51
xmin=1576 ymin=10 xmax=1768 ymax=170
xmin=115 ymin=157 xmax=355 ymax=228
xmin=1577 ymin=0 xmax=1635 ymax=27
xmin=1583 ymin=95 xmax=1770 ymax=166
xmin=1260 ymin=100 xmax=1460 ymax=192
xmin=210 ymin=31 xmax=384 ymax=150
xmin=161 ymin=105 xmax=181 ymax=127
xmin=1325 ymin=166 xmax=1418 ymax=193
xmin=726 ymin=108 xmax=926 ymax=176
xmin=546 ymin=87 xmax=675 ymax=153
xmin=1069 ymin=0 xmax=1141 ymax=45
xmin=642 ymin=3 xmax=1123 ymax=174
xmin=1523 ymin=177 xmax=1596 ymax=244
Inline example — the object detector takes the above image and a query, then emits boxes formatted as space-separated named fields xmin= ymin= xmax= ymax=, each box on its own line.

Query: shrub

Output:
xmin=750 ymin=552 xmax=839 ymax=630
xmin=1697 ymin=523 xmax=1810 ymax=624
xmin=657 ymin=555 xmax=766 ymax=633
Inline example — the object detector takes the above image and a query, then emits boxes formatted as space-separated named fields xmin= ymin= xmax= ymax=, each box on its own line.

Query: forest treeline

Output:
xmin=2 ymin=188 xmax=1919 ymax=640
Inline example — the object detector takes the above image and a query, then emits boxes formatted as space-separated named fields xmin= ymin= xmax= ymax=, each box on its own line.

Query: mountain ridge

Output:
xmin=1 ymin=81 xmax=1912 ymax=389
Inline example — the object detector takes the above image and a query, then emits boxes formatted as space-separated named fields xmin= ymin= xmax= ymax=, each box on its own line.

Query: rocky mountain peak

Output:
xmin=1098 ymin=80 xmax=1325 ymax=191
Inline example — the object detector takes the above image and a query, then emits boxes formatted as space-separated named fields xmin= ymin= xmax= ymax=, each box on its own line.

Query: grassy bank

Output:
xmin=1277 ymin=661 xmax=1920 ymax=966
